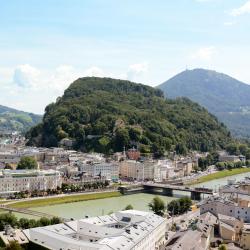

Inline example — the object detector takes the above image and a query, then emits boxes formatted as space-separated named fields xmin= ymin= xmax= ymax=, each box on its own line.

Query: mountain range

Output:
xmin=26 ymin=77 xmax=232 ymax=155
xmin=158 ymin=68 xmax=250 ymax=138
xmin=0 ymin=105 xmax=42 ymax=133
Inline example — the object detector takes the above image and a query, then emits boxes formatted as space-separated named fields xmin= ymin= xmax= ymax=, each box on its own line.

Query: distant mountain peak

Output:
xmin=158 ymin=68 xmax=250 ymax=138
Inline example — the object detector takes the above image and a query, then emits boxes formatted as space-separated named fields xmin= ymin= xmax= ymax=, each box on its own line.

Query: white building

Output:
xmin=24 ymin=210 xmax=166 ymax=250
xmin=0 ymin=169 xmax=62 ymax=197
xmin=119 ymin=160 xmax=156 ymax=181
xmin=78 ymin=162 xmax=119 ymax=181
xmin=154 ymin=160 xmax=175 ymax=182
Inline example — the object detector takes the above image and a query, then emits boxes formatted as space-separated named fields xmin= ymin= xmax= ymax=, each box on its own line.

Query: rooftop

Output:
xmin=24 ymin=210 xmax=166 ymax=250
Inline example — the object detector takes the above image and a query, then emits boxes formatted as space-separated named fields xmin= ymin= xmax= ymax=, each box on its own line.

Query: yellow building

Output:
xmin=241 ymin=224 xmax=250 ymax=250
xmin=218 ymin=214 xmax=243 ymax=243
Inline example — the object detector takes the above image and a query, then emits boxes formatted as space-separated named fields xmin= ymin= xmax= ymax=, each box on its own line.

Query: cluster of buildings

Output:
xmin=163 ymin=179 xmax=250 ymax=250
xmin=0 ymin=142 xmax=201 ymax=197
xmin=2 ymin=175 xmax=250 ymax=249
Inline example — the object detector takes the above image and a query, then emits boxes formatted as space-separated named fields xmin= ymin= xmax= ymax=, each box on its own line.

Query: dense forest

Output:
xmin=26 ymin=77 xmax=232 ymax=156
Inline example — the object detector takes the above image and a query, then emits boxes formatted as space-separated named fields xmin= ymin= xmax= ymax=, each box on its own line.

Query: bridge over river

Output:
xmin=119 ymin=183 xmax=213 ymax=200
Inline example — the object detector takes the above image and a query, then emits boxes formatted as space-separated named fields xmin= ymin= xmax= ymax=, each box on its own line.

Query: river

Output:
xmin=8 ymin=171 xmax=250 ymax=220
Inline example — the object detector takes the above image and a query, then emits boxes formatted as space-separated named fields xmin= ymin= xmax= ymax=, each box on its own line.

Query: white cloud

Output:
xmin=1 ymin=63 xmax=151 ymax=113
xmin=127 ymin=62 xmax=148 ymax=81
xmin=49 ymin=65 xmax=80 ymax=91
xmin=230 ymin=1 xmax=250 ymax=16
xmin=191 ymin=46 xmax=216 ymax=61
xmin=13 ymin=64 xmax=40 ymax=88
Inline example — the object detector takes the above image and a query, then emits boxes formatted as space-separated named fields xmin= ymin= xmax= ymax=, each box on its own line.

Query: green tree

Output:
xmin=27 ymin=219 xmax=38 ymax=228
xmin=216 ymin=162 xmax=226 ymax=171
xmin=4 ymin=241 xmax=23 ymax=250
xmin=50 ymin=217 xmax=62 ymax=224
xmin=167 ymin=197 xmax=192 ymax=215
xmin=114 ymin=128 xmax=130 ymax=151
xmin=124 ymin=204 xmax=134 ymax=210
xmin=175 ymin=143 xmax=188 ymax=155
xmin=129 ymin=127 xmax=141 ymax=141
xmin=19 ymin=218 xmax=31 ymax=229
xmin=0 ymin=213 xmax=19 ymax=231
xmin=167 ymin=200 xmax=180 ymax=215
xmin=152 ymin=143 xmax=165 ymax=158
xmin=39 ymin=217 xmax=51 ymax=226
xmin=218 ymin=244 xmax=227 ymax=250
xmin=98 ymin=136 xmax=111 ymax=153
xmin=239 ymin=144 xmax=248 ymax=155
xmin=198 ymin=157 xmax=208 ymax=171
xmin=178 ymin=197 xmax=192 ymax=214
xmin=17 ymin=156 xmax=38 ymax=170
xmin=226 ymin=143 xmax=239 ymax=155
xmin=246 ymin=149 xmax=250 ymax=160
xmin=148 ymin=196 xmax=166 ymax=216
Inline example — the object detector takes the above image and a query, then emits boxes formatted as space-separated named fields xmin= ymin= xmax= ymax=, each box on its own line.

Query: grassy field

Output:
xmin=188 ymin=168 xmax=250 ymax=185
xmin=8 ymin=191 xmax=121 ymax=209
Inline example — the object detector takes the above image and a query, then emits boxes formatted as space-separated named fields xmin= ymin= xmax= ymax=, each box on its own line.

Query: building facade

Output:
xmin=0 ymin=169 xmax=62 ymax=196
xmin=78 ymin=162 xmax=119 ymax=181
xmin=119 ymin=160 xmax=155 ymax=181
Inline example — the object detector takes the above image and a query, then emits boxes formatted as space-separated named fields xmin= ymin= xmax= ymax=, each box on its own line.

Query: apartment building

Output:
xmin=78 ymin=162 xmax=119 ymax=181
xmin=119 ymin=160 xmax=156 ymax=181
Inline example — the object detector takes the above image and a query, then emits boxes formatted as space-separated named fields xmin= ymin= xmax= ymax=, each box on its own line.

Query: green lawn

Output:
xmin=8 ymin=191 xmax=121 ymax=209
xmin=188 ymin=168 xmax=250 ymax=185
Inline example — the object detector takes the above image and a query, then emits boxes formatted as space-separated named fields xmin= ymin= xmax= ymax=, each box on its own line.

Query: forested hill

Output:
xmin=27 ymin=77 xmax=232 ymax=156
xmin=0 ymin=105 xmax=42 ymax=132
xmin=158 ymin=68 xmax=250 ymax=138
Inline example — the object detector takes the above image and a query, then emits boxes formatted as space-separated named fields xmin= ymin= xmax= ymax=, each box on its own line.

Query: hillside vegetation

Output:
xmin=0 ymin=105 xmax=41 ymax=132
xmin=27 ymin=77 xmax=232 ymax=156
xmin=158 ymin=68 xmax=250 ymax=138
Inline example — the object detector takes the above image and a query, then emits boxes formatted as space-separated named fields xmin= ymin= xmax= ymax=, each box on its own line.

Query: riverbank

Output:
xmin=188 ymin=168 xmax=250 ymax=185
xmin=7 ymin=191 xmax=121 ymax=209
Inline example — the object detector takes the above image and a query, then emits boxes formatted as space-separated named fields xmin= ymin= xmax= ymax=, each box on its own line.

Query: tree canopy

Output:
xmin=148 ymin=196 xmax=166 ymax=216
xmin=124 ymin=204 xmax=134 ymax=210
xmin=16 ymin=156 xmax=38 ymax=170
xmin=167 ymin=197 xmax=192 ymax=215
xmin=27 ymin=77 xmax=232 ymax=156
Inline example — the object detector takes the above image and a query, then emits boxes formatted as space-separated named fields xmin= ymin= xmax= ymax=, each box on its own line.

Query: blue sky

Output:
xmin=0 ymin=0 xmax=250 ymax=113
